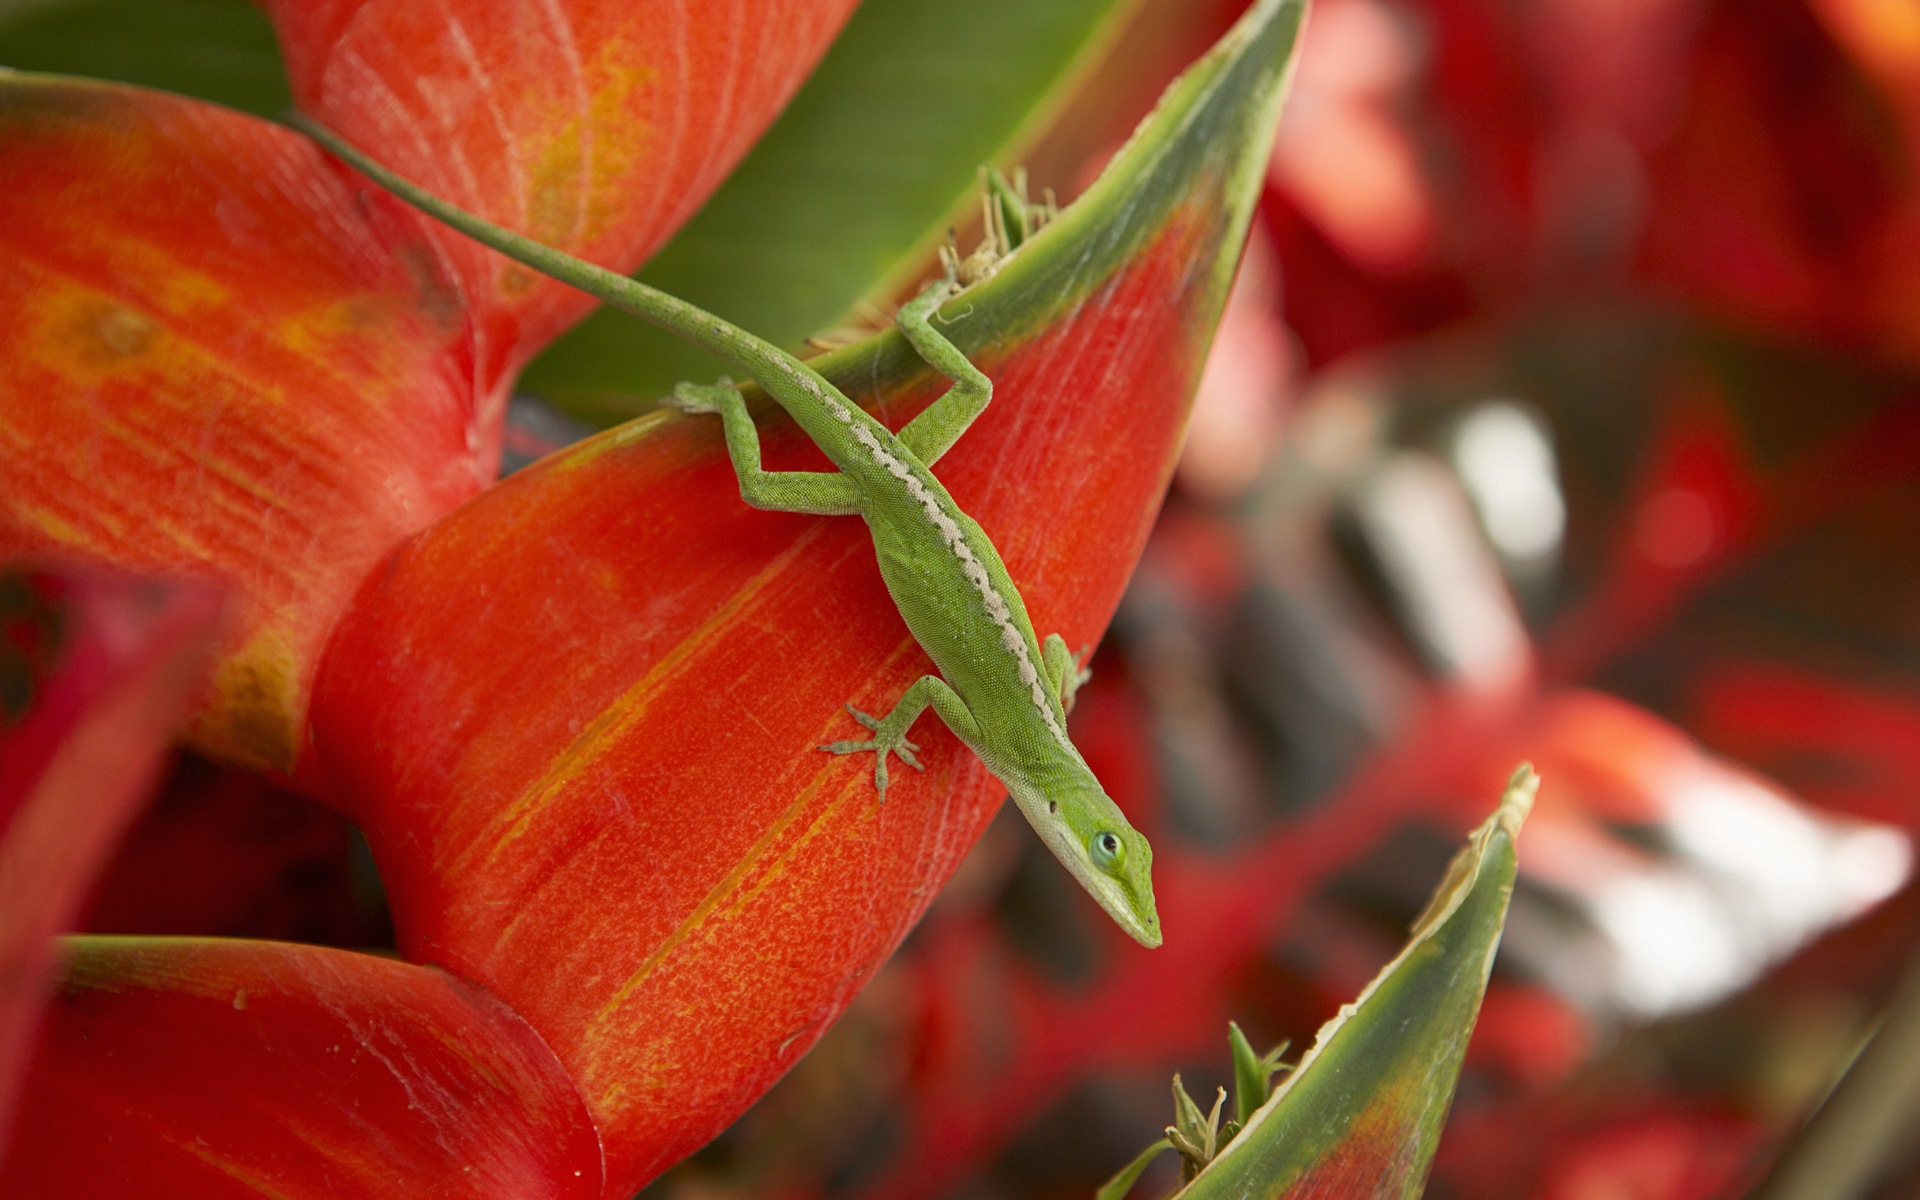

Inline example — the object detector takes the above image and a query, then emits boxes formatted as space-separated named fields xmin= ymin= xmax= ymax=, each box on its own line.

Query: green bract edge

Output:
xmin=562 ymin=0 xmax=1307 ymax=469
xmin=1172 ymin=765 xmax=1538 ymax=1200
xmin=800 ymin=0 xmax=1305 ymax=415
xmin=519 ymin=0 xmax=1138 ymax=424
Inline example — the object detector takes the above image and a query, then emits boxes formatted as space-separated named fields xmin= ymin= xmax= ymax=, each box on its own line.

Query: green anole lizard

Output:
xmin=294 ymin=117 xmax=1162 ymax=949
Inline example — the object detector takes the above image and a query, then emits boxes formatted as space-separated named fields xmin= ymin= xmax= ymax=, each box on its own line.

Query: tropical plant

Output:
xmin=8 ymin=0 xmax=1920 ymax=1196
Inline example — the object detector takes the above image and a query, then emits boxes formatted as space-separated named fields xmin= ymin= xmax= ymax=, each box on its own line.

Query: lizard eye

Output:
xmin=1090 ymin=831 xmax=1124 ymax=869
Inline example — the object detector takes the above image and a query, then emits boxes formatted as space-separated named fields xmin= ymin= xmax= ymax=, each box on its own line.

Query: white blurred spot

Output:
xmin=1831 ymin=826 xmax=1913 ymax=912
xmin=1518 ymin=764 xmax=1912 ymax=1021
xmin=1666 ymin=771 xmax=1910 ymax=945
xmin=1348 ymin=453 xmax=1532 ymax=688
xmin=1453 ymin=402 xmax=1567 ymax=565
xmin=1590 ymin=870 xmax=1752 ymax=1017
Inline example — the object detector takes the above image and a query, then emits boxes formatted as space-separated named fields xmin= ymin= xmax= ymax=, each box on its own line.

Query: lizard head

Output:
xmin=1009 ymin=776 xmax=1162 ymax=948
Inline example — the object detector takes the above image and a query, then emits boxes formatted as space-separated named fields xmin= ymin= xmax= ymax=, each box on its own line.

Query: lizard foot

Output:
xmin=840 ymin=703 xmax=920 ymax=753
xmin=821 ymin=706 xmax=926 ymax=800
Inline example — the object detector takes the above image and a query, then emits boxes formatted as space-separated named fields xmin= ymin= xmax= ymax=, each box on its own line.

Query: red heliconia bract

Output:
xmin=311 ymin=223 xmax=1241 ymax=1195
xmin=264 ymin=0 xmax=865 ymax=387
xmin=0 ymin=0 xmax=860 ymax=780
xmin=0 ymin=85 xmax=482 ymax=778
xmin=305 ymin=2 xmax=1308 ymax=1186
xmin=6 ymin=938 xmax=603 ymax=1199
xmin=1 ymin=0 xmax=1305 ymax=1191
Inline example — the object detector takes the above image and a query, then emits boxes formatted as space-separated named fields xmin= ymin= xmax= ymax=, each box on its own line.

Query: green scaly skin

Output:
xmin=292 ymin=116 xmax=1161 ymax=948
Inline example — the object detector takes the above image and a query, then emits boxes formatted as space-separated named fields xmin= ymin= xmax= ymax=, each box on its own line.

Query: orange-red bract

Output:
xmin=314 ymin=237 xmax=1207 ymax=1189
xmin=305 ymin=3 xmax=1306 ymax=1187
xmin=0 ymin=84 xmax=480 ymax=777
xmin=5 ymin=938 xmax=602 ymax=1199
xmin=313 ymin=212 xmax=1246 ymax=1200
xmin=0 ymin=0 xmax=859 ymax=779
xmin=264 ymin=0 xmax=863 ymax=379
xmin=0 ymin=0 xmax=1304 ymax=1192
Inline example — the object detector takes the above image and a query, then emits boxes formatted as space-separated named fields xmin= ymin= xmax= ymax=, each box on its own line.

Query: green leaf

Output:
xmin=1227 ymin=1022 xmax=1289 ymax=1129
xmin=1174 ymin=766 xmax=1540 ymax=1200
xmin=518 ymin=0 xmax=1131 ymax=424
xmin=0 ymin=0 xmax=288 ymax=117
xmin=1168 ymin=1075 xmax=1226 ymax=1174
xmin=1099 ymin=1138 xmax=1175 ymax=1200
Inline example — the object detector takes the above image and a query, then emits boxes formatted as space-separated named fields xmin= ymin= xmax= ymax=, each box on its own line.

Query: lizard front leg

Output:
xmin=663 ymin=379 xmax=863 ymax=515
xmin=821 ymin=674 xmax=982 ymax=799
xmin=894 ymin=264 xmax=993 ymax=467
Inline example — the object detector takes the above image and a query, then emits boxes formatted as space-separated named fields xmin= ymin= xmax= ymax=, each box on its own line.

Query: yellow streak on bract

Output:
xmin=193 ymin=625 xmax=302 ymax=773
xmin=3 ymin=504 xmax=85 ymax=545
xmin=273 ymin=294 xmax=413 ymax=397
xmin=584 ymin=771 xmax=850 ymax=1107
xmin=274 ymin=1115 xmax=411 ymax=1197
xmin=154 ymin=1129 xmax=299 ymax=1200
xmin=43 ymin=217 xmax=234 ymax=320
xmin=20 ymin=268 xmax=278 ymax=416
xmin=474 ymin=525 xmax=821 ymax=868
xmin=149 ymin=257 xmax=233 ymax=319
xmin=520 ymin=50 xmax=653 ymax=253
xmin=587 ymin=663 xmax=921 ymax=1109
xmin=33 ymin=290 xmax=168 ymax=382
xmin=15 ymin=282 xmax=328 ymax=547
xmin=543 ymin=410 xmax=673 ymax=477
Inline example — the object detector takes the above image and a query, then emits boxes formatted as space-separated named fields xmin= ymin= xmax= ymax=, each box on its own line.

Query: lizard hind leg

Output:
xmin=820 ymin=675 xmax=980 ymax=800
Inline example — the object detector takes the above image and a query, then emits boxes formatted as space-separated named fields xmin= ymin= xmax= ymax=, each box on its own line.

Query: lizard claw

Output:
xmin=818 ymin=738 xmax=876 ymax=755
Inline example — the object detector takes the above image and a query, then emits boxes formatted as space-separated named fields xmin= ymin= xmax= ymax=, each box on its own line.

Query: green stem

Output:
xmin=287 ymin=113 xmax=822 ymax=396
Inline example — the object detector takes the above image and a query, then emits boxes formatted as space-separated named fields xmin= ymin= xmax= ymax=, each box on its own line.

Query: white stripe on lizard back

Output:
xmin=817 ymin=388 xmax=1072 ymax=751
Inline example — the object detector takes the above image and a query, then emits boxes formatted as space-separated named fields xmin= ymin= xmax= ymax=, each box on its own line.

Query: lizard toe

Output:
xmin=819 ymin=738 xmax=878 ymax=756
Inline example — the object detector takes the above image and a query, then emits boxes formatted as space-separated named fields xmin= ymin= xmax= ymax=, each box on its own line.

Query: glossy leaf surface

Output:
xmin=522 ymin=0 xmax=1128 ymax=421
xmin=311 ymin=1 xmax=1306 ymax=1192
xmin=1177 ymin=767 xmax=1535 ymax=1200
xmin=1 ymin=938 xmax=601 ymax=1198
xmin=0 ymin=568 xmax=222 ymax=1146
xmin=0 ymin=0 xmax=288 ymax=117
